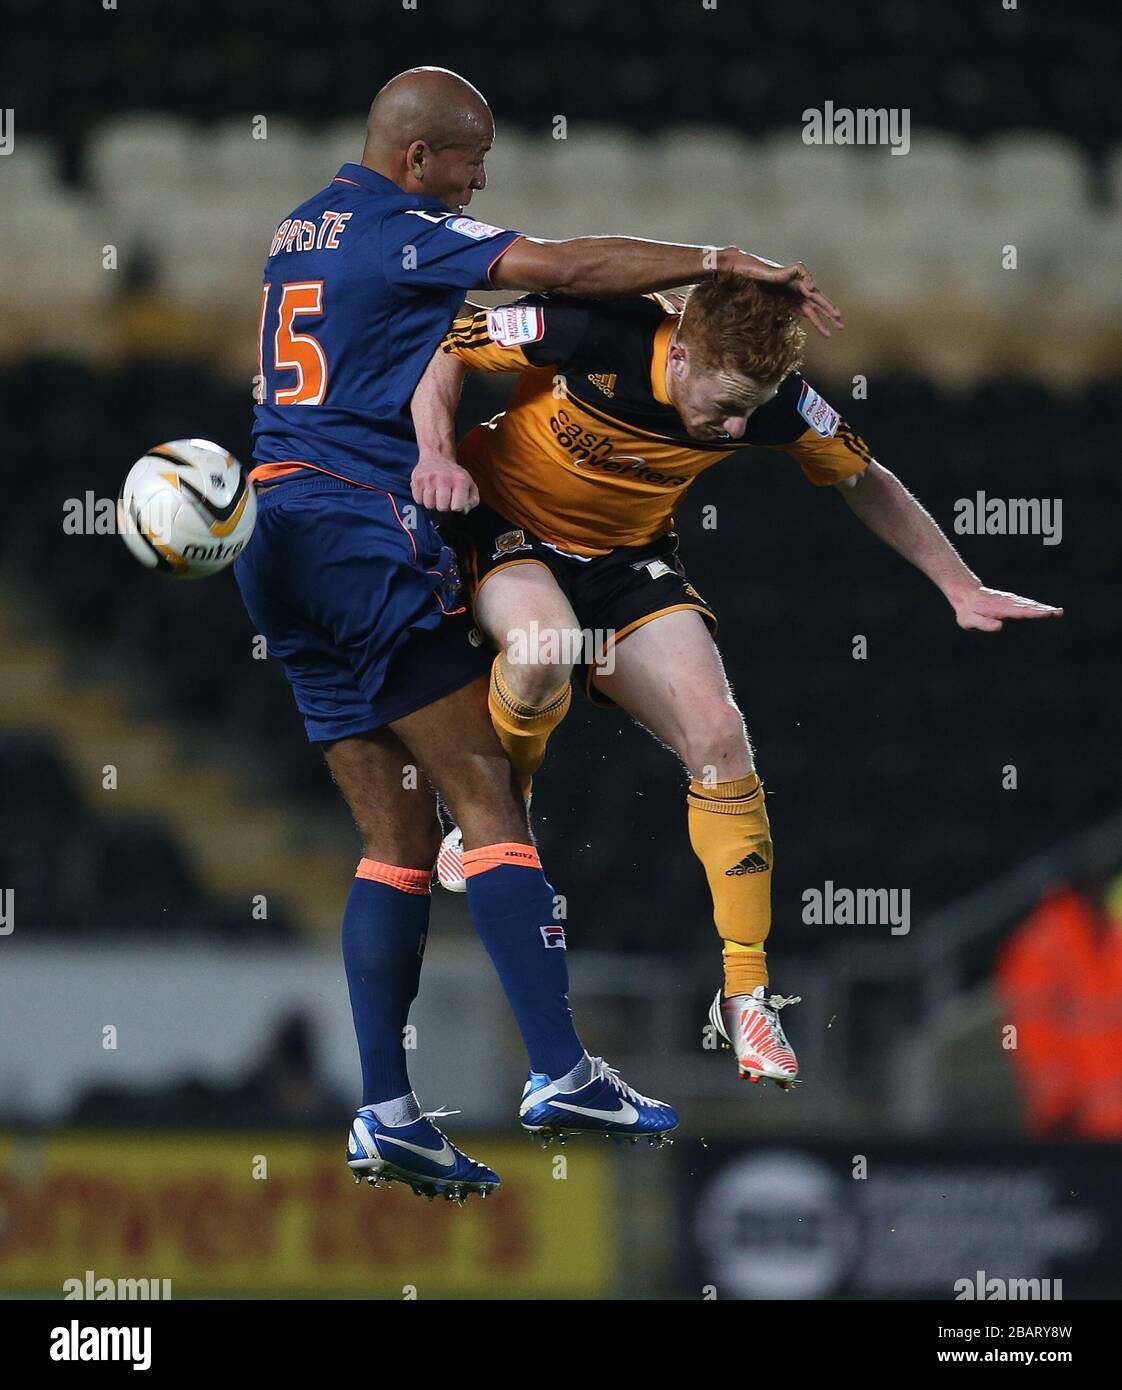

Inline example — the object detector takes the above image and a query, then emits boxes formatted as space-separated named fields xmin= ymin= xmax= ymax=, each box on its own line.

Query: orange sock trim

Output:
xmin=355 ymin=859 xmax=431 ymax=895
xmin=462 ymin=842 xmax=542 ymax=878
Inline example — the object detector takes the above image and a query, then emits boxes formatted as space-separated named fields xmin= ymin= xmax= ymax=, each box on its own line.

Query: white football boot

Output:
xmin=436 ymin=795 xmax=531 ymax=893
xmin=710 ymin=986 xmax=801 ymax=1089
xmin=435 ymin=823 xmax=468 ymax=892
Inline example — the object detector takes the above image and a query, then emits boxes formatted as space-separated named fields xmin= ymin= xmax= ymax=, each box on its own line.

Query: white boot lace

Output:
xmin=587 ymin=1056 xmax=662 ymax=1108
xmin=420 ymin=1105 xmax=462 ymax=1122
xmin=761 ymin=992 xmax=801 ymax=1013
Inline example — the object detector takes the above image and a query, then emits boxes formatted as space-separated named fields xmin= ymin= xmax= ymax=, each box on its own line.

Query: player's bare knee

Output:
xmin=359 ymin=810 xmax=442 ymax=870
xmin=505 ymin=656 xmax=574 ymax=705
xmin=685 ymin=703 xmax=752 ymax=781
xmin=501 ymin=636 xmax=576 ymax=706
xmin=340 ymin=777 xmax=442 ymax=869
xmin=445 ymin=748 xmax=517 ymax=805
xmin=440 ymin=751 xmax=528 ymax=839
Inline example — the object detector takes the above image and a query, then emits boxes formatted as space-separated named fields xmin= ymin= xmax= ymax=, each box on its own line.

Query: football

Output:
xmin=117 ymin=438 xmax=257 ymax=578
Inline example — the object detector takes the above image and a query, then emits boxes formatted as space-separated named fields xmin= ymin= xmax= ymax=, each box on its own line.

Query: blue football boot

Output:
xmin=347 ymin=1106 xmax=499 ymax=1204
xmin=519 ymin=1054 xmax=678 ymax=1147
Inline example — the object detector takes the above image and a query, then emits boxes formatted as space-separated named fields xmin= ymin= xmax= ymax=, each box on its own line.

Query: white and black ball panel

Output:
xmin=118 ymin=438 xmax=257 ymax=579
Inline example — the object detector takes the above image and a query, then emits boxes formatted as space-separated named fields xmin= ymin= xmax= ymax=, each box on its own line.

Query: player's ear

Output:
xmin=668 ymin=340 xmax=689 ymax=381
xmin=405 ymin=139 xmax=428 ymax=181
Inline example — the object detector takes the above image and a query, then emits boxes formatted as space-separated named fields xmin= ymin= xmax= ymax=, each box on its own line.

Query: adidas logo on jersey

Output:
xmin=588 ymin=373 xmax=616 ymax=397
xmin=726 ymin=852 xmax=769 ymax=876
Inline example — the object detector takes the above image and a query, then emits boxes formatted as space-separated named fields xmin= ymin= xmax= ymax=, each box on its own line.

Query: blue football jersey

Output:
xmin=252 ymin=162 xmax=523 ymax=492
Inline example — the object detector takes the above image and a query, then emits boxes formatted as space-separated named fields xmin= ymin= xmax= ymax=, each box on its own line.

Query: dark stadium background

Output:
xmin=0 ymin=0 xmax=1118 ymax=1301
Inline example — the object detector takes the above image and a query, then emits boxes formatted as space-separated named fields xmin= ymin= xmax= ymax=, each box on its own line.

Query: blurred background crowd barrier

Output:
xmin=1 ymin=0 xmax=1119 ymax=1297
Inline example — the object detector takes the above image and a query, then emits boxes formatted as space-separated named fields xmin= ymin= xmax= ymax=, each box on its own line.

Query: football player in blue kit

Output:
xmin=235 ymin=66 xmax=844 ymax=1201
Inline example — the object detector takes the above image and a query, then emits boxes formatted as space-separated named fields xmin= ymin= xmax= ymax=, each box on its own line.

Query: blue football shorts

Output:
xmin=234 ymin=473 xmax=490 ymax=742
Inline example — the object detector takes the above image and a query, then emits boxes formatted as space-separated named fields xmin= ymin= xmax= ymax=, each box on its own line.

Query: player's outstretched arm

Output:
xmin=837 ymin=462 xmax=1063 ymax=631
xmin=492 ymin=237 xmax=843 ymax=337
xmin=410 ymin=343 xmax=477 ymax=513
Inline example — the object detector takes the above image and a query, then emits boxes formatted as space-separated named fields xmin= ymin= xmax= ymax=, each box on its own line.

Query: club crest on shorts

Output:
xmin=492 ymin=529 xmax=532 ymax=560
xmin=540 ymin=924 xmax=567 ymax=949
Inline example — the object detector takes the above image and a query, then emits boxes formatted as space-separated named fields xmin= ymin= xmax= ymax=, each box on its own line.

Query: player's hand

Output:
xmin=950 ymin=584 xmax=1064 ymax=632
xmin=411 ymin=455 xmax=479 ymax=514
xmin=727 ymin=252 xmax=844 ymax=338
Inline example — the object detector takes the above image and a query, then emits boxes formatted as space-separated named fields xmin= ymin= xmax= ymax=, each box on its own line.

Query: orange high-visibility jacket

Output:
xmin=997 ymin=888 xmax=1122 ymax=1137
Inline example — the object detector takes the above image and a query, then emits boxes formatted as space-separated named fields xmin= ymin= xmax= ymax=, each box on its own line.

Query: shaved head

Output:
xmin=365 ymin=66 xmax=492 ymax=161
xmin=360 ymin=67 xmax=495 ymax=211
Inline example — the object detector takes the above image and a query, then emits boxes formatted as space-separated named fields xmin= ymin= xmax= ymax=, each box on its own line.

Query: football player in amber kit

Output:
xmin=416 ymin=276 xmax=1062 ymax=1089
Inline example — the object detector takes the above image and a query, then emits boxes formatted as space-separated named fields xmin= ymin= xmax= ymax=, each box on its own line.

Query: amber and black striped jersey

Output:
xmin=440 ymin=292 xmax=875 ymax=558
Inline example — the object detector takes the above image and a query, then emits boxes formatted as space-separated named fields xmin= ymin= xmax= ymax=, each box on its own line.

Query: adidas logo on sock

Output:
xmin=725 ymin=852 xmax=769 ymax=876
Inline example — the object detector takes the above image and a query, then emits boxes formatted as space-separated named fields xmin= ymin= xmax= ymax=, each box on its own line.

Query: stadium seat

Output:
xmin=472 ymin=125 xmax=550 ymax=235
xmin=85 ymin=113 xmax=203 ymax=208
xmin=128 ymin=192 xmax=271 ymax=309
xmin=868 ymin=129 xmax=980 ymax=215
xmin=3 ymin=192 xmax=112 ymax=312
xmin=647 ymin=126 xmax=763 ymax=241
xmin=314 ymin=117 xmax=369 ymax=182
xmin=0 ymin=133 xmax=63 ymax=196
xmin=760 ymin=133 xmax=879 ymax=217
xmin=1056 ymin=210 xmax=1122 ymax=310
xmin=982 ymin=131 xmax=1094 ymax=216
xmin=535 ymin=124 xmax=656 ymax=237
xmin=206 ymin=115 xmax=322 ymax=215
